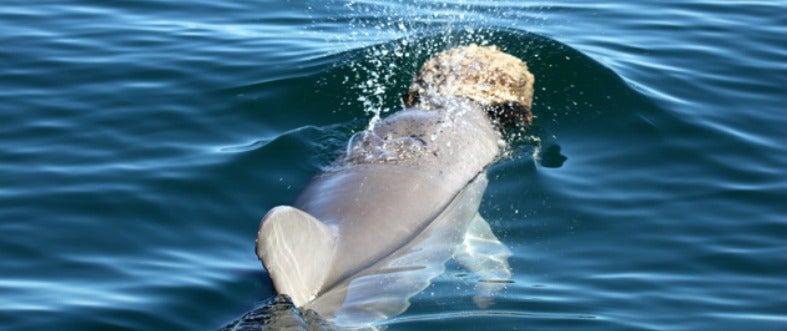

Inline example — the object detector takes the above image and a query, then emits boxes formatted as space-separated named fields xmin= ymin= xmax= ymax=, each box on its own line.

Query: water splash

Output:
xmin=306 ymin=0 xmax=548 ymax=132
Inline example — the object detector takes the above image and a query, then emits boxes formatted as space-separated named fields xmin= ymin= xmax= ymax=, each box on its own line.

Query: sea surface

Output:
xmin=1 ymin=1 xmax=785 ymax=330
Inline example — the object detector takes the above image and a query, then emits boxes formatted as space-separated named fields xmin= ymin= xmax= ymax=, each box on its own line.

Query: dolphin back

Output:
xmin=256 ymin=206 xmax=338 ymax=306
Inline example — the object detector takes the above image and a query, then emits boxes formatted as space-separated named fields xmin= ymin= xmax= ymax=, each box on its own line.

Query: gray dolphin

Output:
xmin=251 ymin=45 xmax=535 ymax=330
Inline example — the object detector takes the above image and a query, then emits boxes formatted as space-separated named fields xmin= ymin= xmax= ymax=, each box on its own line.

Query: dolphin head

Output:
xmin=403 ymin=44 xmax=535 ymax=128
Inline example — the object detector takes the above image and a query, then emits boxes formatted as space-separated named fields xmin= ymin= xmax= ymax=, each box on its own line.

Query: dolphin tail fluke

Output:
xmin=256 ymin=206 xmax=337 ymax=307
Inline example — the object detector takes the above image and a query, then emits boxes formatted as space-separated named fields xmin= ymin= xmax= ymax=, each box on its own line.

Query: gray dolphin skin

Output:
xmin=223 ymin=45 xmax=535 ymax=330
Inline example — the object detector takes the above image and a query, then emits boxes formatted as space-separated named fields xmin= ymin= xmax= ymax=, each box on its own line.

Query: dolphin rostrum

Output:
xmin=249 ymin=44 xmax=535 ymax=330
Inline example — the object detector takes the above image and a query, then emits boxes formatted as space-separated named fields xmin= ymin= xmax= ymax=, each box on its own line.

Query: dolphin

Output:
xmin=245 ymin=45 xmax=535 ymax=330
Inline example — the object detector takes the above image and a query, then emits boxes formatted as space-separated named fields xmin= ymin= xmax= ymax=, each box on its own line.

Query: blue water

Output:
xmin=1 ymin=1 xmax=785 ymax=330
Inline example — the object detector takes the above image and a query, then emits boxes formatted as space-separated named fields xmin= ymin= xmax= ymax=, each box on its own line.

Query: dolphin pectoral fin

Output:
xmin=256 ymin=206 xmax=337 ymax=307
xmin=453 ymin=213 xmax=512 ymax=309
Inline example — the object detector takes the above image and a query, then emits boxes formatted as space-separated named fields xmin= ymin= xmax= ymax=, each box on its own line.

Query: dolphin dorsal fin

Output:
xmin=256 ymin=206 xmax=337 ymax=306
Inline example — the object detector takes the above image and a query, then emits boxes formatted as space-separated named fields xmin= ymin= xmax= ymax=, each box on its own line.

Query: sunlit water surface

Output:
xmin=1 ymin=1 xmax=785 ymax=330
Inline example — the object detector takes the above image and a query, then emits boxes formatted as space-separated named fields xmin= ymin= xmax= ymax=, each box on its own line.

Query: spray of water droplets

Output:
xmin=310 ymin=3 xmax=545 ymax=109
xmin=304 ymin=0 xmax=551 ymax=157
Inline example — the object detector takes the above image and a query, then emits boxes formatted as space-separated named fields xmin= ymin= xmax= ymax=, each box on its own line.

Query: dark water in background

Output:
xmin=1 ymin=1 xmax=785 ymax=330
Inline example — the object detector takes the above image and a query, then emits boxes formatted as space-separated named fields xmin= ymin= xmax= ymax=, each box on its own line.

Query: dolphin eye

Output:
xmin=403 ymin=90 xmax=420 ymax=107
xmin=485 ymin=102 xmax=532 ymax=129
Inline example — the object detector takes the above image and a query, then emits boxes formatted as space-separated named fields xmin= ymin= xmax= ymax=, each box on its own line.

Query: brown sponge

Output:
xmin=404 ymin=44 xmax=535 ymax=127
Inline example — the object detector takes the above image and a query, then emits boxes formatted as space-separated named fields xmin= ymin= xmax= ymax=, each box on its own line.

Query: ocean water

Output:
xmin=1 ymin=1 xmax=785 ymax=330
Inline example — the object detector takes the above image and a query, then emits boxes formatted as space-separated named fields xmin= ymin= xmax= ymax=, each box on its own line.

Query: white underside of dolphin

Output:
xmin=256 ymin=102 xmax=513 ymax=329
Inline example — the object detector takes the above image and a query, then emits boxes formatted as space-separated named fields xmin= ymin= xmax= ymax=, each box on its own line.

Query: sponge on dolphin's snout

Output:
xmin=403 ymin=44 xmax=535 ymax=127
